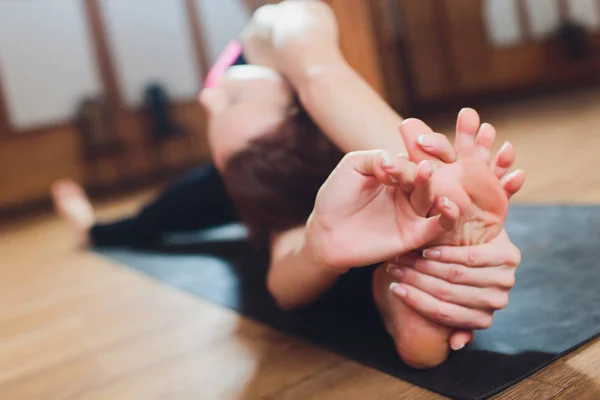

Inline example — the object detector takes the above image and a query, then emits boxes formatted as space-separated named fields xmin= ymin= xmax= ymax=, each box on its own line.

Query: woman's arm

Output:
xmin=265 ymin=149 xmax=459 ymax=312
xmin=242 ymin=1 xmax=408 ymax=155
xmin=267 ymin=226 xmax=342 ymax=311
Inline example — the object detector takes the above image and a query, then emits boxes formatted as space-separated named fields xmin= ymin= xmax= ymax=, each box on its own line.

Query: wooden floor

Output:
xmin=2 ymin=88 xmax=600 ymax=399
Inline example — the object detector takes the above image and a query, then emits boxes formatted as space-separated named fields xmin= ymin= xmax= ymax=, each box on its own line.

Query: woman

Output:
xmin=53 ymin=0 xmax=524 ymax=368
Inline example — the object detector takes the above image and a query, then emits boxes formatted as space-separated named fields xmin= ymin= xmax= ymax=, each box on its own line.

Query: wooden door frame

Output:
xmin=185 ymin=0 xmax=211 ymax=82
xmin=0 ymin=67 xmax=10 ymax=136
xmin=83 ymin=0 xmax=123 ymax=112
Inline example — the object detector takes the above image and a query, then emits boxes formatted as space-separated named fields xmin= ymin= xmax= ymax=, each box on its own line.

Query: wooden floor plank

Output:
xmin=1 ymin=87 xmax=600 ymax=398
xmin=262 ymin=361 xmax=421 ymax=400
xmin=492 ymin=379 xmax=564 ymax=400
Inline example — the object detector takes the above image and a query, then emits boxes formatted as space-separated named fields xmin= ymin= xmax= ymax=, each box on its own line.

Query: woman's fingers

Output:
xmin=474 ymin=123 xmax=496 ymax=164
xmin=415 ymin=133 xmax=456 ymax=163
xmin=421 ymin=231 xmax=522 ymax=268
xmin=348 ymin=150 xmax=417 ymax=190
xmin=449 ymin=330 xmax=475 ymax=351
xmin=409 ymin=161 xmax=436 ymax=216
xmin=433 ymin=196 xmax=460 ymax=231
xmin=455 ymin=108 xmax=481 ymax=159
xmin=386 ymin=264 xmax=510 ymax=310
xmin=389 ymin=282 xmax=494 ymax=330
xmin=399 ymin=118 xmax=440 ymax=164
xmin=492 ymin=141 xmax=516 ymax=179
xmin=393 ymin=256 xmax=516 ymax=289
xmin=377 ymin=152 xmax=417 ymax=190
xmin=402 ymin=197 xmax=459 ymax=250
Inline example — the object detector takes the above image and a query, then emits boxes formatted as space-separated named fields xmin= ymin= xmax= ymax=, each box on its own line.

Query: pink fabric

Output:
xmin=204 ymin=40 xmax=244 ymax=88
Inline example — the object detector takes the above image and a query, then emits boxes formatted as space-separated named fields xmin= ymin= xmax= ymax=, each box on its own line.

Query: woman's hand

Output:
xmin=388 ymin=230 xmax=521 ymax=350
xmin=306 ymin=150 xmax=460 ymax=273
xmin=388 ymin=230 xmax=520 ymax=327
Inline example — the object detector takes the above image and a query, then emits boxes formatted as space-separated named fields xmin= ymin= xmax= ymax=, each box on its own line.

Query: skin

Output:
xmin=199 ymin=65 xmax=295 ymax=170
xmin=225 ymin=1 xmax=522 ymax=364
xmin=373 ymin=110 xmax=523 ymax=368
xmin=226 ymin=0 xmax=527 ymax=367
xmin=52 ymin=0 xmax=526 ymax=370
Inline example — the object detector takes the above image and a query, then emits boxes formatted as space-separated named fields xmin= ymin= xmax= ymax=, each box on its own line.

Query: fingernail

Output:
xmin=451 ymin=343 xmax=465 ymax=351
xmin=389 ymin=282 xmax=407 ymax=297
xmin=442 ymin=197 xmax=451 ymax=209
xmin=397 ymin=153 xmax=409 ymax=160
xmin=423 ymin=249 xmax=441 ymax=259
xmin=420 ymin=161 xmax=432 ymax=174
xmin=381 ymin=152 xmax=393 ymax=168
xmin=386 ymin=264 xmax=405 ymax=279
xmin=389 ymin=175 xmax=398 ymax=184
xmin=417 ymin=135 xmax=432 ymax=147
xmin=500 ymin=142 xmax=509 ymax=152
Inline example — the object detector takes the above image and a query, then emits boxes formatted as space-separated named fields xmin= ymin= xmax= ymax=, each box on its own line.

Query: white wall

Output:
xmin=0 ymin=0 xmax=102 ymax=130
xmin=569 ymin=0 xmax=600 ymax=30
xmin=485 ymin=0 xmax=600 ymax=47
xmin=101 ymin=0 xmax=200 ymax=109
xmin=484 ymin=0 xmax=522 ymax=47
xmin=526 ymin=0 xmax=562 ymax=40
xmin=195 ymin=0 xmax=251 ymax=65
xmin=0 ymin=0 xmax=253 ymax=130
xmin=7 ymin=0 xmax=597 ymax=129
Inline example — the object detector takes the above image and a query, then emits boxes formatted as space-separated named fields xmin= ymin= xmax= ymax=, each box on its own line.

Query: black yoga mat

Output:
xmin=98 ymin=205 xmax=600 ymax=400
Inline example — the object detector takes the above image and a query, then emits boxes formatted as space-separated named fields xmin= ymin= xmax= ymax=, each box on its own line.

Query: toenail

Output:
xmin=386 ymin=264 xmax=400 ymax=274
xmin=387 ymin=265 xmax=405 ymax=279
xmin=396 ymin=267 xmax=406 ymax=279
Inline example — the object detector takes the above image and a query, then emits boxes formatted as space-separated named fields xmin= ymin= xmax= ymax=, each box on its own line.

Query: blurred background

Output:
xmin=0 ymin=0 xmax=599 ymax=218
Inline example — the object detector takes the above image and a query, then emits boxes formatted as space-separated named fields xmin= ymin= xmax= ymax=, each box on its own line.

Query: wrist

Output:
xmin=303 ymin=213 xmax=348 ymax=276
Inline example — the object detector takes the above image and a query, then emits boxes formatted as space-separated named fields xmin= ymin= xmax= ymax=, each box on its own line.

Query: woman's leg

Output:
xmin=53 ymin=163 xmax=239 ymax=248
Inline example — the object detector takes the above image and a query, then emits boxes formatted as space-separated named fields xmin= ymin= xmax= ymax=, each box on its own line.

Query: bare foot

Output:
xmin=372 ymin=264 xmax=452 ymax=369
xmin=375 ymin=109 xmax=518 ymax=368
xmin=427 ymin=154 xmax=507 ymax=246
xmin=51 ymin=179 xmax=94 ymax=246
xmin=406 ymin=109 xmax=508 ymax=247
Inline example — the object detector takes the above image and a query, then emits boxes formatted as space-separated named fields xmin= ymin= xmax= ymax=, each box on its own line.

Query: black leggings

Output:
xmin=90 ymin=163 xmax=238 ymax=248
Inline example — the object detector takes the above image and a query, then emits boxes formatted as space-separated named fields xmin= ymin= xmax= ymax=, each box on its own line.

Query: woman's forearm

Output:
xmin=267 ymin=227 xmax=342 ymax=311
xmin=243 ymin=1 xmax=408 ymax=155
xmin=294 ymin=59 xmax=407 ymax=154
xmin=271 ymin=22 xmax=408 ymax=155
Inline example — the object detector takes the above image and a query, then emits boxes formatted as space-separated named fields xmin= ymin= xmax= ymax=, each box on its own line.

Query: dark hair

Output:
xmin=222 ymin=106 xmax=344 ymax=252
